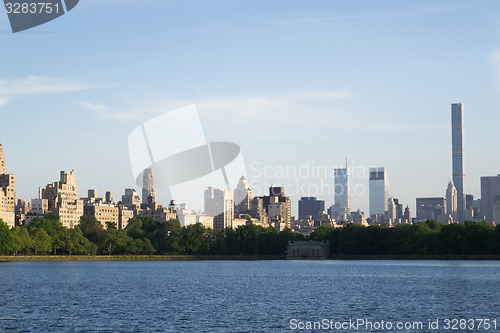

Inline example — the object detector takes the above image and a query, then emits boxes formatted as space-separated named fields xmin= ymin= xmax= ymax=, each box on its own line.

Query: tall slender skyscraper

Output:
xmin=451 ymin=103 xmax=465 ymax=222
xmin=142 ymin=168 xmax=156 ymax=205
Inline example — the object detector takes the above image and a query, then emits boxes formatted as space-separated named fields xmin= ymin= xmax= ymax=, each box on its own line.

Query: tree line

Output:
xmin=0 ymin=214 xmax=304 ymax=256
xmin=310 ymin=220 xmax=500 ymax=255
xmin=1 ymin=216 xmax=499 ymax=256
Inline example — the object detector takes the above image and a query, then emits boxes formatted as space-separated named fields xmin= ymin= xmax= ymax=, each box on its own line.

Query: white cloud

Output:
xmin=0 ymin=76 xmax=93 ymax=106
xmin=278 ymin=4 xmax=466 ymax=26
xmin=300 ymin=91 xmax=349 ymax=100
xmin=82 ymin=101 xmax=139 ymax=121
xmin=83 ymin=90 xmax=349 ymax=126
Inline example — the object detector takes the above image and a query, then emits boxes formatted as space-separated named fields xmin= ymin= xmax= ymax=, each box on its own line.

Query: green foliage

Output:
xmin=28 ymin=215 xmax=66 ymax=254
xmin=78 ymin=215 xmax=104 ymax=245
xmin=462 ymin=221 xmax=495 ymax=254
xmin=0 ymin=220 xmax=13 ymax=254
xmin=101 ymin=229 xmax=132 ymax=255
xmin=105 ymin=221 xmax=117 ymax=230
xmin=29 ymin=227 xmax=52 ymax=255
xmin=310 ymin=220 xmax=500 ymax=256
xmin=11 ymin=226 xmax=33 ymax=254
xmin=211 ymin=224 xmax=303 ymax=255
xmin=64 ymin=228 xmax=96 ymax=255
xmin=133 ymin=238 xmax=156 ymax=254
xmin=180 ymin=223 xmax=209 ymax=254
xmin=3 ymin=217 xmax=499 ymax=257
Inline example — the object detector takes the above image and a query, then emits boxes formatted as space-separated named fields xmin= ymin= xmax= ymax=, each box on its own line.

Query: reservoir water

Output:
xmin=0 ymin=260 xmax=499 ymax=332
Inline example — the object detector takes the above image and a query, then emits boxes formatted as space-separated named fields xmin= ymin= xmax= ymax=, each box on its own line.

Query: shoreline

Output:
xmin=1 ymin=254 xmax=500 ymax=262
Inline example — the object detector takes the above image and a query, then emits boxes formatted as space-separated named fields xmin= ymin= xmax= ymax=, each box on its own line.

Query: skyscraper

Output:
xmin=393 ymin=198 xmax=403 ymax=220
xmin=298 ymin=197 xmax=325 ymax=220
xmin=403 ymin=206 xmax=412 ymax=224
xmin=142 ymin=168 xmax=156 ymax=205
xmin=451 ymin=103 xmax=466 ymax=222
xmin=234 ymin=174 xmax=252 ymax=215
xmin=416 ymin=197 xmax=446 ymax=222
xmin=334 ymin=167 xmax=350 ymax=213
xmin=369 ymin=167 xmax=389 ymax=221
xmin=446 ymin=181 xmax=457 ymax=222
xmin=204 ymin=186 xmax=234 ymax=231
xmin=480 ymin=175 xmax=500 ymax=224
xmin=387 ymin=197 xmax=396 ymax=223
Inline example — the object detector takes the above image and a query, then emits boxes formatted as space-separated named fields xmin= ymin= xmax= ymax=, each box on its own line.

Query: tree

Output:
xmin=78 ymin=215 xmax=104 ymax=245
xmin=311 ymin=225 xmax=340 ymax=254
xmin=101 ymin=229 xmax=131 ymax=255
xmin=436 ymin=223 xmax=465 ymax=255
xmin=132 ymin=238 xmax=156 ymax=254
xmin=64 ymin=228 xmax=95 ymax=255
xmin=462 ymin=222 xmax=495 ymax=254
xmin=11 ymin=226 xmax=33 ymax=255
xmin=278 ymin=227 xmax=298 ymax=255
xmin=125 ymin=217 xmax=145 ymax=239
xmin=28 ymin=215 xmax=66 ymax=255
xmin=29 ymin=227 xmax=52 ymax=255
xmin=0 ymin=220 xmax=13 ymax=254
xmin=157 ymin=219 xmax=183 ymax=254
xmin=105 ymin=221 xmax=117 ymax=230
xmin=235 ymin=224 xmax=262 ymax=255
xmin=257 ymin=228 xmax=280 ymax=255
xmin=180 ymin=223 xmax=208 ymax=254
xmin=338 ymin=223 xmax=368 ymax=254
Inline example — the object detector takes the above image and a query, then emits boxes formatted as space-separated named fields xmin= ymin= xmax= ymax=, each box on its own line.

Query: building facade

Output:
xmin=403 ymin=206 xmax=412 ymax=224
xmin=0 ymin=144 xmax=15 ymax=228
xmin=84 ymin=203 xmax=119 ymax=228
xmin=176 ymin=205 xmax=214 ymax=229
xmin=451 ymin=103 xmax=466 ymax=222
xmin=387 ymin=197 xmax=396 ymax=223
xmin=234 ymin=174 xmax=252 ymax=215
xmin=204 ymin=187 xmax=234 ymax=231
xmin=334 ymin=167 xmax=350 ymax=213
xmin=287 ymin=241 xmax=330 ymax=259
xmin=416 ymin=197 xmax=446 ymax=222
xmin=41 ymin=171 xmax=83 ymax=228
xmin=493 ymin=198 xmax=500 ymax=225
xmin=118 ymin=205 xmax=134 ymax=229
xmin=250 ymin=197 xmax=268 ymax=225
xmin=446 ymin=181 xmax=457 ymax=222
xmin=142 ymin=168 xmax=156 ymax=205
xmin=298 ymin=197 xmax=325 ymax=220
xmin=369 ymin=167 xmax=389 ymax=221
xmin=122 ymin=188 xmax=141 ymax=208
xmin=481 ymin=175 xmax=500 ymax=224
xmin=262 ymin=187 xmax=291 ymax=227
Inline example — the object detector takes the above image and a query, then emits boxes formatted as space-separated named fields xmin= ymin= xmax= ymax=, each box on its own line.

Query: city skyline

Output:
xmin=1 ymin=1 xmax=500 ymax=215
xmin=2 ymin=137 xmax=500 ymax=226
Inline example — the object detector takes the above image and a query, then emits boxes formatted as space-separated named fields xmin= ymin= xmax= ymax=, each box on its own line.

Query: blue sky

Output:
xmin=1 ymin=0 xmax=500 ymax=215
